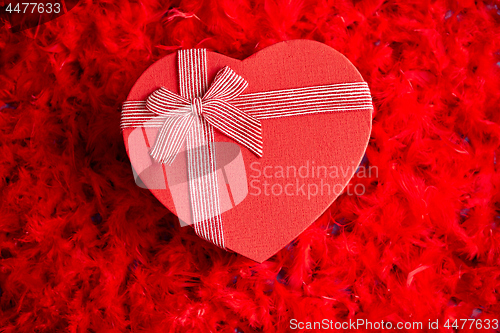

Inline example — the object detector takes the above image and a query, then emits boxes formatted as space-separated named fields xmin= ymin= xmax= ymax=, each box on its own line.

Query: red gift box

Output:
xmin=121 ymin=40 xmax=373 ymax=262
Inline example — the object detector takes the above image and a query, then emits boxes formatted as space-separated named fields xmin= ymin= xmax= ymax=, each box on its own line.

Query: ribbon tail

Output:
xmin=149 ymin=115 xmax=195 ymax=164
xmin=203 ymin=100 xmax=263 ymax=157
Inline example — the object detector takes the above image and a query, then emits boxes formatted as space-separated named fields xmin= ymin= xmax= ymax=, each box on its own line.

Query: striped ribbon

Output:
xmin=121 ymin=49 xmax=373 ymax=248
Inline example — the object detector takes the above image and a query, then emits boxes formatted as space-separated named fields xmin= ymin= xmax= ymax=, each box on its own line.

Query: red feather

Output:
xmin=1 ymin=0 xmax=500 ymax=331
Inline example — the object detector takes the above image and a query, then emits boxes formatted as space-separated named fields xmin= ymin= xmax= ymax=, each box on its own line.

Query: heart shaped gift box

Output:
xmin=121 ymin=40 xmax=373 ymax=262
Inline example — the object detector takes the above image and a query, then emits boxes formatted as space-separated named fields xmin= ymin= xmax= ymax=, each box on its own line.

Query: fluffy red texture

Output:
xmin=1 ymin=0 xmax=500 ymax=332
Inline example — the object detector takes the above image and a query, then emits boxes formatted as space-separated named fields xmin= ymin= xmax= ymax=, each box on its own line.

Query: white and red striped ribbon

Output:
xmin=121 ymin=49 xmax=373 ymax=248
xmin=178 ymin=49 xmax=225 ymax=248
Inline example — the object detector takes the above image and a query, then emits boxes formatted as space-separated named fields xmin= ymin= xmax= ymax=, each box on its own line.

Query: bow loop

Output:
xmin=202 ymin=66 xmax=248 ymax=101
xmin=147 ymin=87 xmax=191 ymax=116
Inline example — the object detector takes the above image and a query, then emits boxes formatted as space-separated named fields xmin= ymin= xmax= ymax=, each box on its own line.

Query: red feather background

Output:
xmin=1 ymin=0 xmax=500 ymax=332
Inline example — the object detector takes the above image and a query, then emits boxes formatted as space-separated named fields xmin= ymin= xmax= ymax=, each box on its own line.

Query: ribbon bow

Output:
xmin=146 ymin=66 xmax=262 ymax=165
